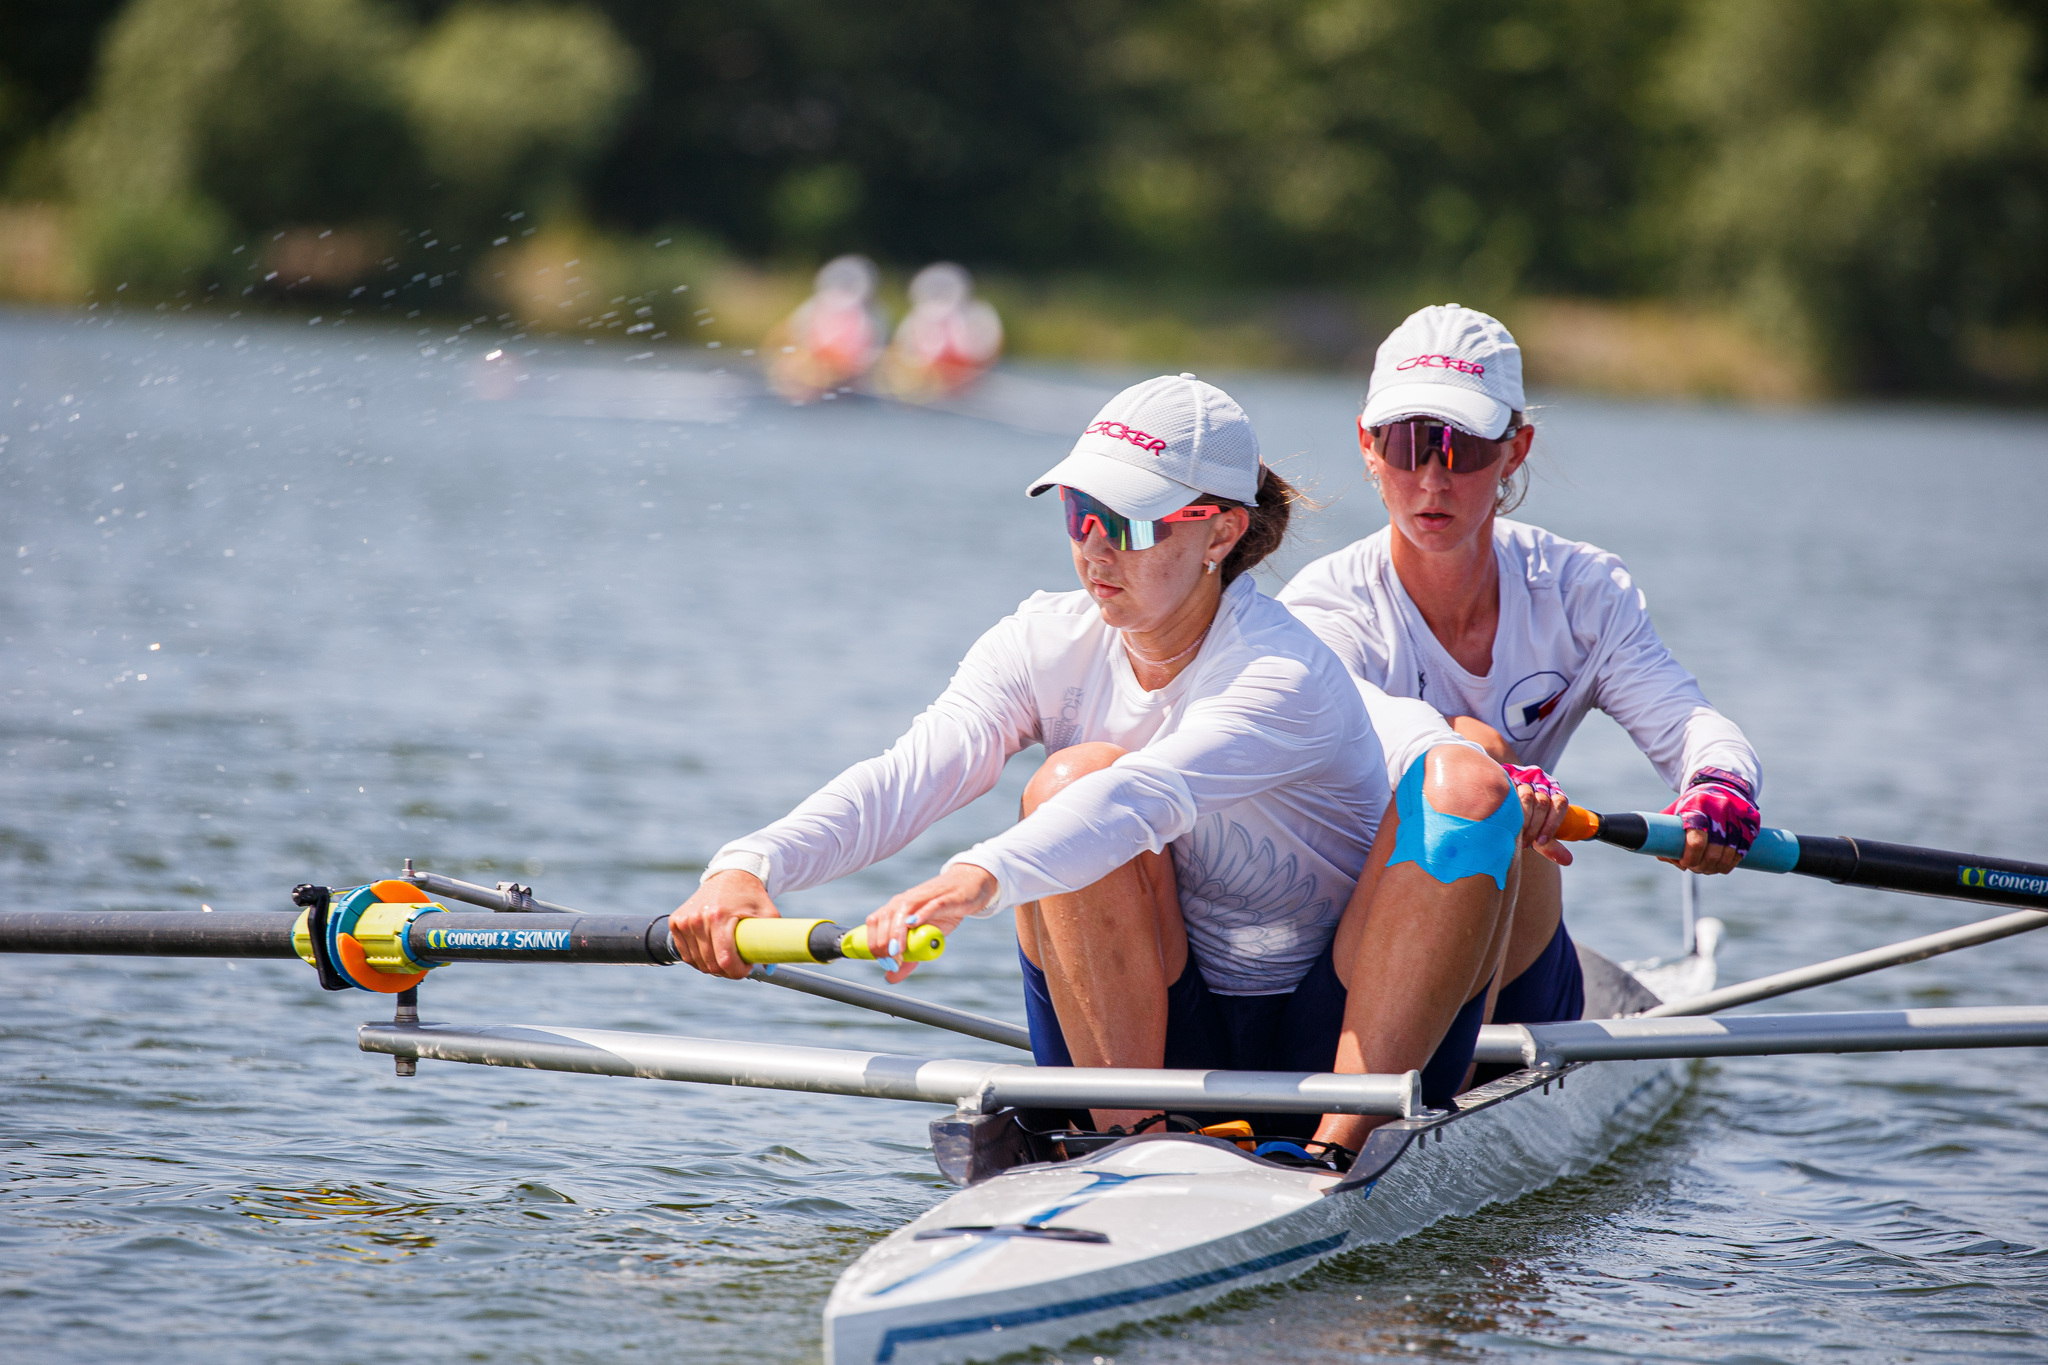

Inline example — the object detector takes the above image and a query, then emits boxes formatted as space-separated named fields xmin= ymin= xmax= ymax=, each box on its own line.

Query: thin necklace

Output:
xmin=1123 ymin=625 xmax=1209 ymax=670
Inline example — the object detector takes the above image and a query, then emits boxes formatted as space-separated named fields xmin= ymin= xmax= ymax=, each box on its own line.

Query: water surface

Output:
xmin=3 ymin=308 xmax=2046 ymax=1363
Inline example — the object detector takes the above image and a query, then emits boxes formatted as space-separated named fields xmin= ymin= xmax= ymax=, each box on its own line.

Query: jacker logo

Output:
xmin=1086 ymin=419 xmax=1168 ymax=454
xmin=1959 ymin=866 xmax=2048 ymax=898
xmin=1394 ymin=353 xmax=1486 ymax=376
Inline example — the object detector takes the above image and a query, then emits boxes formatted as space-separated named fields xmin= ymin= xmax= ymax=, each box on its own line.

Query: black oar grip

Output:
xmin=1589 ymin=812 xmax=1649 ymax=851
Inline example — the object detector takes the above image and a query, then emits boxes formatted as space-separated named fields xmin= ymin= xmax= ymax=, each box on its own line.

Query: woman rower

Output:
xmin=1279 ymin=305 xmax=1763 ymax=1032
xmin=669 ymin=373 xmax=1544 ymax=1144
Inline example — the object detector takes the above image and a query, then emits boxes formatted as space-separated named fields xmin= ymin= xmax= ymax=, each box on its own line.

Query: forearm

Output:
xmin=712 ymin=701 xmax=1018 ymax=895
xmin=1677 ymin=707 xmax=1761 ymax=798
xmin=947 ymin=757 xmax=1194 ymax=911
xmin=711 ymin=767 xmax=924 ymax=895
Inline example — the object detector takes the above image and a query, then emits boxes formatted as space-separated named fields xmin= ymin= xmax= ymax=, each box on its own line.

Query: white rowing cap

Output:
xmin=1362 ymin=304 xmax=1525 ymax=440
xmin=1027 ymin=373 xmax=1261 ymax=520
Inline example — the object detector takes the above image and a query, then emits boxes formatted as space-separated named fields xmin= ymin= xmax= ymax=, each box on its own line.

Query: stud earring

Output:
xmin=1205 ymin=559 xmax=1218 ymax=575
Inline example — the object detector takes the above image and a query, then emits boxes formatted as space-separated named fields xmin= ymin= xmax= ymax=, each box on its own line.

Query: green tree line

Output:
xmin=3 ymin=0 xmax=2045 ymax=391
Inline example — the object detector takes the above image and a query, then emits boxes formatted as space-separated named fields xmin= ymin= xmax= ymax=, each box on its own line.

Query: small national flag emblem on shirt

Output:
xmin=1501 ymin=670 xmax=1571 ymax=742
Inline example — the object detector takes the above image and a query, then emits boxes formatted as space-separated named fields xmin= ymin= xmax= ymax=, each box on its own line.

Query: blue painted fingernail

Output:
xmin=882 ymin=956 xmax=899 ymax=972
xmin=888 ymin=937 xmax=902 ymax=959
xmin=907 ymin=913 xmax=921 ymax=926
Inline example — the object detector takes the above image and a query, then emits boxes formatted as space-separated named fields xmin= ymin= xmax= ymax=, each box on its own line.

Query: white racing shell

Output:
xmin=824 ymin=939 xmax=1718 ymax=1364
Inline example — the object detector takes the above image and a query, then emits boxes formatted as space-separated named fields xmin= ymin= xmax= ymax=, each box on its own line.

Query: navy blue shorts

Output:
xmin=1489 ymin=919 xmax=1585 ymax=1026
xmin=1019 ymin=942 xmax=1487 ymax=1134
xmin=1469 ymin=919 xmax=1584 ymax=1088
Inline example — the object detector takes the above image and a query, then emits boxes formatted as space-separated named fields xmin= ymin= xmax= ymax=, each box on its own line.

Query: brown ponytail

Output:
xmin=1216 ymin=465 xmax=1301 ymax=585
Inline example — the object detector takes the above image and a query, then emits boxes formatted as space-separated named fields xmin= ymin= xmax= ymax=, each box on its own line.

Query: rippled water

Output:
xmin=3 ymin=307 xmax=2046 ymax=1363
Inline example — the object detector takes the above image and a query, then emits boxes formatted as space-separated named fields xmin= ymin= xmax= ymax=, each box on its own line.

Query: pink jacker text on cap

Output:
xmin=1027 ymin=373 xmax=1261 ymax=521
xmin=1361 ymin=304 xmax=1525 ymax=440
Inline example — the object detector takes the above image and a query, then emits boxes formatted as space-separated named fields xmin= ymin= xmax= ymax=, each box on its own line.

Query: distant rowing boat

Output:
xmin=821 ymin=926 xmax=1720 ymax=1365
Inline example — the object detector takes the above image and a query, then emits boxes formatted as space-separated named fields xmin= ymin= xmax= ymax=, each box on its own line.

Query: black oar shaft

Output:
xmin=0 ymin=907 xmax=1033 ymax=1050
xmin=402 ymin=912 xmax=678 ymax=964
xmin=0 ymin=911 xmax=301 ymax=958
xmin=1575 ymin=809 xmax=2048 ymax=911
xmin=1791 ymin=835 xmax=2048 ymax=909
xmin=0 ymin=909 xmax=678 ymax=965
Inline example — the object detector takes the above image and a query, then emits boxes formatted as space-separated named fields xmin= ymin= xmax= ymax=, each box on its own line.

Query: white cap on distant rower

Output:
xmin=1027 ymin=374 xmax=1261 ymax=520
xmin=1361 ymin=304 xmax=1524 ymax=440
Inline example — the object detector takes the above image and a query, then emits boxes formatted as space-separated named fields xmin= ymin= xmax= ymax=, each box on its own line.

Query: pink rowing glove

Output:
xmin=1502 ymin=763 xmax=1564 ymax=802
xmin=1662 ymin=767 xmax=1760 ymax=856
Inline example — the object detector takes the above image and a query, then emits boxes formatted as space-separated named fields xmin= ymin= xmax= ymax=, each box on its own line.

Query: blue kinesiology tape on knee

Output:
xmin=1385 ymin=756 xmax=1520 ymax=889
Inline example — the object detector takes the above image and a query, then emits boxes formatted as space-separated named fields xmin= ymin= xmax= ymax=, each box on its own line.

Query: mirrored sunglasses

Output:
xmin=1060 ymin=486 xmax=1222 ymax=551
xmin=1361 ymin=416 xmax=1518 ymax=473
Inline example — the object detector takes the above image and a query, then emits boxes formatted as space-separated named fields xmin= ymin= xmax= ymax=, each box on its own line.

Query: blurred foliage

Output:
xmin=1656 ymin=0 xmax=2048 ymax=389
xmin=1081 ymin=0 xmax=1683 ymax=295
xmin=64 ymin=0 xmax=413 ymax=232
xmin=74 ymin=195 xmax=233 ymax=298
xmin=580 ymin=0 xmax=1111 ymax=266
xmin=3 ymin=0 xmax=2046 ymax=392
xmin=0 ymin=1 xmax=126 ymax=187
xmin=403 ymin=3 xmax=640 ymax=224
xmin=44 ymin=0 xmax=637 ymax=300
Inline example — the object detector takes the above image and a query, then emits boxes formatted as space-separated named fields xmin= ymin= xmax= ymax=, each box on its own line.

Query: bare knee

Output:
xmin=1423 ymin=742 xmax=1512 ymax=822
xmin=1449 ymin=717 xmax=1521 ymax=765
xmin=1022 ymin=742 xmax=1127 ymax=816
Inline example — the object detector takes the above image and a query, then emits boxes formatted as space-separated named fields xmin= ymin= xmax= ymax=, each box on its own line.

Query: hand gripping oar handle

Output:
xmin=1555 ymin=806 xmax=2048 ymax=912
xmin=0 ymin=906 xmax=947 ymax=971
xmin=732 ymin=917 xmax=945 ymax=965
xmin=399 ymin=869 xmax=947 ymax=965
xmin=314 ymin=910 xmax=945 ymax=970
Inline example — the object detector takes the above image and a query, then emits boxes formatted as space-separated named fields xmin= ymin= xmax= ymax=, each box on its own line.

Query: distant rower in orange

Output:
xmin=876 ymin=263 xmax=1003 ymax=401
xmin=765 ymin=255 xmax=888 ymax=403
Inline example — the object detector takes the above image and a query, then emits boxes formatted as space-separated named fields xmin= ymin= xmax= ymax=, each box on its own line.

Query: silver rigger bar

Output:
xmin=359 ymin=1021 xmax=1426 ymax=1117
xmin=1472 ymin=1005 xmax=2048 ymax=1068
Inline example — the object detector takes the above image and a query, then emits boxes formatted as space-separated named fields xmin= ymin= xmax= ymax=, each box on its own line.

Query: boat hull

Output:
xmin=829 ymin=1054 xmax=1687 ymax=1364
xmin=825 ymin=939 xmax=1715 ymax=1365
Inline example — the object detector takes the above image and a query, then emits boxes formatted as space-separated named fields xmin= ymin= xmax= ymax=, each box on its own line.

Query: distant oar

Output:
xmin=1555 ymin=807 xmax=2048 ymax=912
xmin=1642 ymin=907 xmax=2048 ymax=1018
xmin=1473 ymin=1005 xmax=2048 ymax=1069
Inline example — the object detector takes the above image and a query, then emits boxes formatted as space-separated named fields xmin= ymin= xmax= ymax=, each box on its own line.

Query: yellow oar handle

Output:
xmin=839 ymin=923 xmax=945 ymax=962
xmin=732 ymin=917 xmax=945 ymax=965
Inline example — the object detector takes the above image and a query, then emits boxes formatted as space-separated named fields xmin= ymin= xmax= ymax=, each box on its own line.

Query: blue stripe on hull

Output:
xmin=872 ymin=1231 xmax=1349 ymax=1362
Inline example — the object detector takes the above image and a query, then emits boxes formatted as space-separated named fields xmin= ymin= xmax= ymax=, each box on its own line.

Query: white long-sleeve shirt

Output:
xmin=709 ymin=574 xmax=1430 ymax=994
xmin=1278 ymin=519 xmax=1760 ymax=796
